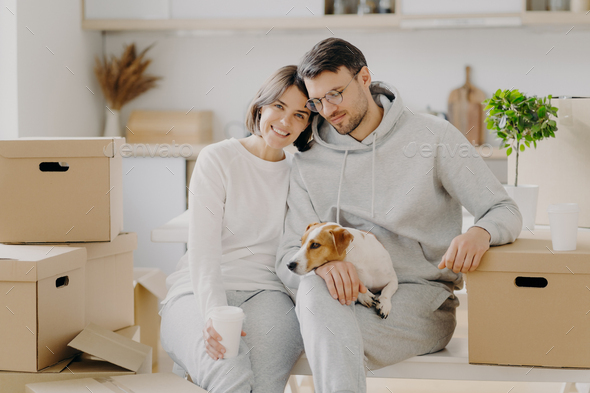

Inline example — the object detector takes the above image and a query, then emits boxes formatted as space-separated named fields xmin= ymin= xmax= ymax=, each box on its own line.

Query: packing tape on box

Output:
xmin=94 ymin=377 xmax=136 ymax=393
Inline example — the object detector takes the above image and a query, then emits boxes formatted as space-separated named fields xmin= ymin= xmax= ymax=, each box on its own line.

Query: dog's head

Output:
xmin=287 ymin=222 xmax=354 ymax=275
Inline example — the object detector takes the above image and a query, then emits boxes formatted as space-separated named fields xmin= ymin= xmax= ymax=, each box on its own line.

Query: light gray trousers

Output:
xmin=160 ymin=290 xmax=304 ymax=393
xmin=296 ymin=274 xmax=458 ymax=393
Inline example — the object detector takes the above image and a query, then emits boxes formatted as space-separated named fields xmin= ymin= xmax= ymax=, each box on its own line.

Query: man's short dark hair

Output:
xmin=298 ymin=38 xmax=367 ymax=80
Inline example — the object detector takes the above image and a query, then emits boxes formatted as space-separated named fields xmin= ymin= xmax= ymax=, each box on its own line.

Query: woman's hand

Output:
xmin=203 ymin=318 xmax=246 ymax=360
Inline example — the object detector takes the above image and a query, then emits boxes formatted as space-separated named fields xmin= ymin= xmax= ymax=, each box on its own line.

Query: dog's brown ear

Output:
xmin=331 ymin=228 xmax=353 ymax=257
xmin=306 ymin=222 xmax=321 ymax=232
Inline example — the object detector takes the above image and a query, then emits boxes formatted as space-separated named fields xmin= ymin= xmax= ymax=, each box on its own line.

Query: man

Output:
xmin=276 ymin=38 xmax=522 ymax=393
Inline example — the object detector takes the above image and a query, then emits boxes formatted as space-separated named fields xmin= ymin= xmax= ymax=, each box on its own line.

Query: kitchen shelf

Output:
xmin=82 ymin=13 xmax=401 ymax=31
xmin=522 ymin=10 xmax=590 ymax=25
xmin=81 ymin=11 xmax=590 ymax=32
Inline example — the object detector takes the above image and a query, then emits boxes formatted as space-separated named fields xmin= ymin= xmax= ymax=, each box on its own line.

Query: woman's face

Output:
xmin=258 ymin=85 xmax=311 ymax=150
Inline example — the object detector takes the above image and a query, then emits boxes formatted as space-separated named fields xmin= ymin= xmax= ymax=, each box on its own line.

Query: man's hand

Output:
xmin=203 ymin=318 xmax=246 ymax=360
xmin=315 ymin=261 xmax=367 ymax=306
xmin=438 ymin=226 xmax=491 ymax=273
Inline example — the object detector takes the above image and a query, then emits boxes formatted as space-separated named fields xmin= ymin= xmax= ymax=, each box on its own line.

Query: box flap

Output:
xmin=38 ymin=356 xmax=78 ymax=374
xmin=133 ymin=268 xmax=168 ymax=300
xmin=72 ymin=326 xmax=141 ymax=363
xmin=0 ymin=245 xmax=86 ymax=281
xmin=476 ymin=230 xmax=590 ymax=274
xmin=21 ymin=232 xmax=138 ymax=260
xmin=114 ymin=325 xmax=141 ymax=343
xmin=110 ymin=373 xmax=207 ymax=392
xmin=67 ymin=323 xmax=151 ymax=374
xmin=0 ymin=137 xmax=125 ymax=159
xmin=25 ymin=373 xmax=206 ymax=393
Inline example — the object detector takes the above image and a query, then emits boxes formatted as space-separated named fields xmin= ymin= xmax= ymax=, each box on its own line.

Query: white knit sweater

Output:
xmin=162 ymin=138 xmax=292 ymax=319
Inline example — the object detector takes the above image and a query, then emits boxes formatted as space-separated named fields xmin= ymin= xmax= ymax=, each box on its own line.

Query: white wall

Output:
xmin=16 ymin=0 xmax=103 ymax=137
xmin=106 ymin=26 xmax=590 ymax=145
xmin=0 ymin=0 xmax=18 ymax=139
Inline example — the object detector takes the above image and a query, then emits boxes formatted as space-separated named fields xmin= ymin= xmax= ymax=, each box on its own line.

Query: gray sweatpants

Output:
xmin=160 ymin=290 xmax=304 ymax=393
xmin=296 ymin=274 xmax=458 ymax=393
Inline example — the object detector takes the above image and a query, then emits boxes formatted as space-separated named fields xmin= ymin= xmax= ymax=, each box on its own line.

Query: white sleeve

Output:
xmin=188 ymin=147 xmax=228 ymax=322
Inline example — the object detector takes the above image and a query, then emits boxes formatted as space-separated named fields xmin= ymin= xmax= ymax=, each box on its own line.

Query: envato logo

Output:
xmin=402 ymin=142 xmax=494 ymax=159
xmin=103 ymin=141 xmax=194 ymax=158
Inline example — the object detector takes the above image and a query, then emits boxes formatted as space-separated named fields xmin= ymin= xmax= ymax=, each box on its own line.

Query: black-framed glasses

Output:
xmin=305 ymin=70 xmax=360 ymax=113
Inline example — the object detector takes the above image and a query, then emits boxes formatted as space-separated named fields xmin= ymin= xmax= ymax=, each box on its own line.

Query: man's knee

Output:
xmin=296 ymin=274 xmax=330 ymax=306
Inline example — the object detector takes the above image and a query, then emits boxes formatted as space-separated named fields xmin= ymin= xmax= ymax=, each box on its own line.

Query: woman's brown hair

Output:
xmin=245 ymin=65 xmax=315 ymax=152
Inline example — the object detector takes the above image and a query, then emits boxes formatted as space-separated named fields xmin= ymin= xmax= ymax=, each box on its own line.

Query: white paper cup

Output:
xmin=547 ymin=203 xmax=579 ymax=251
xmin=210 ymin=306 xmax=245 ymax=359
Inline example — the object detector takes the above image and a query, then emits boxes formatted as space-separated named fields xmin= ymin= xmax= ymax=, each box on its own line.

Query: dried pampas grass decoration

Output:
xmin=94 ymin=43 xmax=162 ymax=110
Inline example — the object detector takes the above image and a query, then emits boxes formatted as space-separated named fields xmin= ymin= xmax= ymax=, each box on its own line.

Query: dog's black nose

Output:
xmin=287 ymin=262 xmax=297 ymax=271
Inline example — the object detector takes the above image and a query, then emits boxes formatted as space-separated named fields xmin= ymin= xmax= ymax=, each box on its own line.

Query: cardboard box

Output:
xmin=0 ymin=137 xmax=125 ymax=243
xmin=39 ymin=232 xmax=137 ymax=331
xmin=467 ymin=230 xmax=590 ymax=368
xmin=0 ymin=325 xmax=146 ymax=393
xmin=126 ymin=110 xmax=213 ymax=145
xmin=134 ymin=268 xmax=168 ymax=367
xmin=26 ymin=373 xmax=206 ymax=393
xmin=508 ymin=98 xmax=590 ymax=228
xmin=0 ymin=245 xmax=86 ymax=372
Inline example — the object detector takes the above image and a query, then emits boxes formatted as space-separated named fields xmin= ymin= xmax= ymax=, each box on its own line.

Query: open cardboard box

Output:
xmin=134 ymin=267 xmax=168 ymax=367
xmin=0 ymin=137 xmax=125 ymax=243
xmin=26 ymin=372 xmax=205 ymax=393
xmin=0 ymin=325 xmax=151 ymax=393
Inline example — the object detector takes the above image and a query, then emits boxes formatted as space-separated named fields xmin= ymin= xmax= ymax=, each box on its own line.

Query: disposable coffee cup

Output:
xmin=547 ymin=203 xmax=579 ymax=251
xmin=210 ymin=306 xmax=245 ymax=359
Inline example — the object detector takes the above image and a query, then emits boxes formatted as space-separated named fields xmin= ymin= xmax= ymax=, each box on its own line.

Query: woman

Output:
xmin=160 ymin=65 xmax=314 ymax=393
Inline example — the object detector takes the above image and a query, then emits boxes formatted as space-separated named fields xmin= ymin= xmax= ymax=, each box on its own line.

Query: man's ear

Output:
xmin=358 ymin=66 xmax=371 ymax=87
xmin=331 ymin=228 xmax=353 ymax=257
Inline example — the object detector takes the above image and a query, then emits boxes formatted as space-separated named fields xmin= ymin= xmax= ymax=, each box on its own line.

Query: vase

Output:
xmin=570 ymin=0 xmax=590 ymax=12
xmin=503 ymin=184 xmax=539 ymax=231
xmin=103 ymin=107 xmax=121 ymax=137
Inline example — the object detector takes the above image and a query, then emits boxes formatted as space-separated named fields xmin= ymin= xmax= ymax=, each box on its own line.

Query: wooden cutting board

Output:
xmin=447 ymin=66 xmax=486 ymax=146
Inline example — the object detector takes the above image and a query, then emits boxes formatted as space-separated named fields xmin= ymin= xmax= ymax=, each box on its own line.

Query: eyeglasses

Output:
xmin=305 ymin=70 xmax=360 ymax=113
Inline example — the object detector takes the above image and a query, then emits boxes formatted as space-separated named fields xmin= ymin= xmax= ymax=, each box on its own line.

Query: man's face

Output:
xmin=304 ymin=66 xmax=369 ymax=136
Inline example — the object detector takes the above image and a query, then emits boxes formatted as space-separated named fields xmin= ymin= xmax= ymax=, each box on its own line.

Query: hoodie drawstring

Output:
xmin=336 ymin=150 xmax=349 ymax=225
xmin=371 ymin=132 xmax=376 ymax=218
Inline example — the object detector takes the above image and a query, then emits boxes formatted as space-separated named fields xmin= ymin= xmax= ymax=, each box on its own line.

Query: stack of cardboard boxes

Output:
xmin=0 ymin=137 xmax=185 ymax=392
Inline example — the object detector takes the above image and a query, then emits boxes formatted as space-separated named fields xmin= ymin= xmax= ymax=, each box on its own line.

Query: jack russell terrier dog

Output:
xmin=288 ymin=222 xmax=399 ymax=319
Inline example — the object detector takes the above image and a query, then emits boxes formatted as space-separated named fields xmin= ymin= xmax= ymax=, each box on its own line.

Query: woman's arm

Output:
xmin=187 ymin=147 xmax=228 ymax=321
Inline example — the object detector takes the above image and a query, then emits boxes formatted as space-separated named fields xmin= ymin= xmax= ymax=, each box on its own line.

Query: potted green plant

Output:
xmin=484 ymin=89 xmax=558 ymax=230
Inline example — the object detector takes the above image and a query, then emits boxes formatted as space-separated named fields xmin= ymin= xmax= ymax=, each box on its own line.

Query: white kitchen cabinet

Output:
xmin=84 ymin=0 xmax=170 ymax=20
xmin=122 ymin=156 xmax=186 ymax=275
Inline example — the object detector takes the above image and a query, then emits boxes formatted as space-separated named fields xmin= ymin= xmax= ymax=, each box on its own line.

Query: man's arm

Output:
xmin=436 ymin=122 xmax=523 ymax=272
xmin=277 ymin=157 xmax=367 ymax=304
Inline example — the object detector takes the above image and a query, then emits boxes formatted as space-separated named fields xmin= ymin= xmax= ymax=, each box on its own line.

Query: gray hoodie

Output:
xmin=276 ymin=81 xmax=522 ymax=293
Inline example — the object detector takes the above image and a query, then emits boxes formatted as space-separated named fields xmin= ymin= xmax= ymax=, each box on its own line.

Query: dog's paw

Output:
xmin=375 ymin=297 xmax=392 ymax=319
xmin=357 ymin=291 xmax=376 ymax=308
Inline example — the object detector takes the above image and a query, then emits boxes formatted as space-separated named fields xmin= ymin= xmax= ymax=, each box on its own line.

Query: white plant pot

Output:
xmin=103 ymin=108 xmax=121 ymax=137
xmin=503 ymin=185 xmax=539 ymax=231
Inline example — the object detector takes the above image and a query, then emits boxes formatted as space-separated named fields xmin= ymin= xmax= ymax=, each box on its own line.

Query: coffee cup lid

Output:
xmin=210 ymin=306 xmax=244 ymax=322
xmin=547 ymin=203 xmax=579 ymax=213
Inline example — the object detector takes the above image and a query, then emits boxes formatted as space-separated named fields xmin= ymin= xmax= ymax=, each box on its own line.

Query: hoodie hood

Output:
xmin=309 ymin=81 xmax=405 ymax=223
xmin=311 ymin=81 xmax=404 ymax=151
